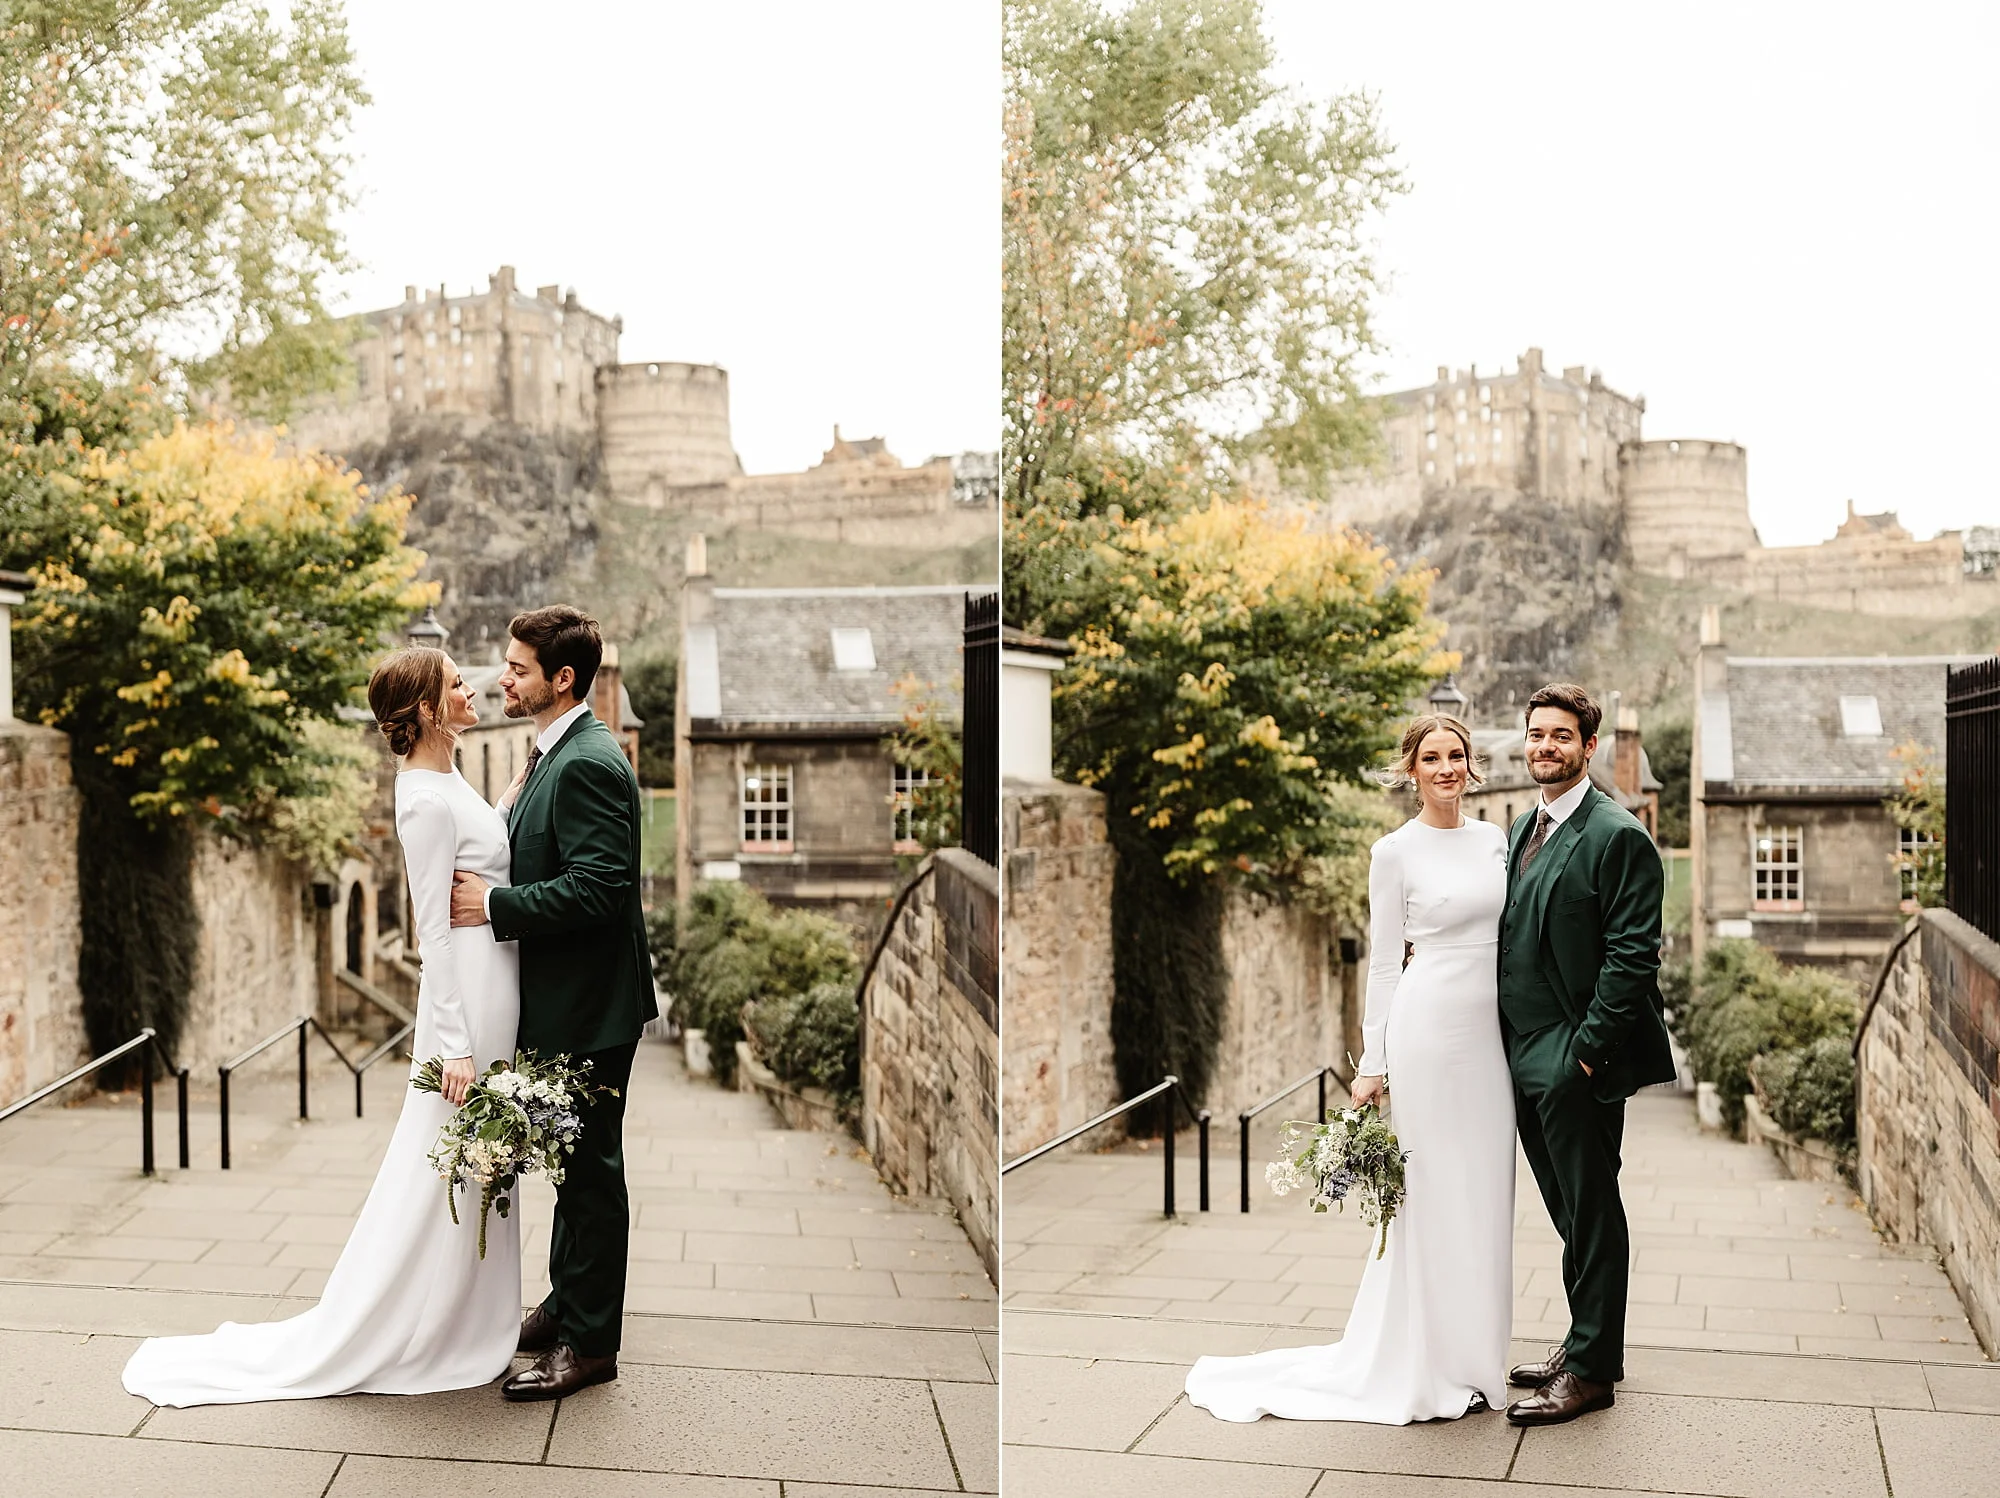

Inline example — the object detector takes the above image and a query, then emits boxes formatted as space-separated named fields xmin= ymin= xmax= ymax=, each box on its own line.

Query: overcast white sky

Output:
xmin=330 ymin=2 xmax=994 ymax=477
xmin=1265 ymin=0 xmax=1999 ymax=546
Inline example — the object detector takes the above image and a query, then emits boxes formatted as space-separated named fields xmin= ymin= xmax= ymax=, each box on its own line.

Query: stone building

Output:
xmin=289 ymin=267 xmax=996 ymax=553
xmin=1326 ymin=347 xmax=1997 ymax=620
xmin=1689 ymin=611 xmax=1982 ymax=972
xmin=674 ymin=545 xmax=985 ymax=930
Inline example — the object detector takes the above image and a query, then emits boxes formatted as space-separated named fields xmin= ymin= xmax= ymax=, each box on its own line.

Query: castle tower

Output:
xmin=596 ymin=361 xmax=742 ymax=507
xmin=1619 ymin=439 xmax=1760 ymax=575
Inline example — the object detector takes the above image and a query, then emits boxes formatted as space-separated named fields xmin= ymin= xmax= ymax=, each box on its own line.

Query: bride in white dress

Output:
xmin=1186 ymin=712 xmax=1515 ymax=1424
xmin=123 ymin=646 xmax=523 ymax=1406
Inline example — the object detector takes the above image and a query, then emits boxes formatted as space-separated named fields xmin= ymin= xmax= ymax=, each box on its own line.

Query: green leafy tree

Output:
xmin=4 ymin=413 xmax=431 ymax=1067
xmin=622 ymin=650 xmax=678 ymax=788
xmin=0 ymin=0 xmax=366 ymax=420
xmin=1888 ymin=740 xmax=1944 ymax=908
xmin=1647 ymin=718 xmax=1692 ymax=848
xmin=1003 ymin=0 xmax=1405 ymax=504
xmin=888 ymin=674 xmax=963 ymax=853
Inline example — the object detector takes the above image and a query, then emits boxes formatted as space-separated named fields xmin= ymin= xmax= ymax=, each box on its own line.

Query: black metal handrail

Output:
xmin=0 ymin=1028 xmax=189 ymax=1175
xmin=218 ymin=1015 xmax=415 ymax=1169
xmin=1237 ymin=1062 xmax=1353 ymax=1212
xmin=1001 ymin=1075 xmax=1211 ymax=1217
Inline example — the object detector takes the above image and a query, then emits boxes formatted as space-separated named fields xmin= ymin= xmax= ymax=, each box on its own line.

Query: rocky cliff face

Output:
xmin=1369 ymin=488 xmax=1625 ymax=716
xmin=342 ymin=418 xmax=602 ymax=656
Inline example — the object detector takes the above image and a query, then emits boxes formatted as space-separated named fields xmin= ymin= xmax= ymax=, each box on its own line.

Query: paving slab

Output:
xmin=1002 ymin=1353 xmax=1189 ymax=1450
xmin=327 ymin=1456 xmax=775 ymax=1497
xmin=543 ymin=1362 xmax=959 ymax=1486
xmin=1876 ymin=1406 xmax=2000 ymax=1498
xmin=0 ymin=1425 xmax=341 ymax=1497
xmin=0 ymin=1329 xmax=150 ymax=1434
xmin=1000 ymin=1444 xmax=1321 ymax=1498
xmin=931 ymin=1376 xmax=999 ymax=1491
xmin=1137 ymin=1396 xmax=1519 ymax=1479
xmin=140 ymin=1381 xmax=555 ymax=1462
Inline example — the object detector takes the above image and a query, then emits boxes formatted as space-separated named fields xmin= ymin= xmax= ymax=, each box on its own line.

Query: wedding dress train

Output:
xmin=123 ymin=768 xmax=523 ymax=1406
xmin=1185 ymin=816 xmax=1516 ymax=1424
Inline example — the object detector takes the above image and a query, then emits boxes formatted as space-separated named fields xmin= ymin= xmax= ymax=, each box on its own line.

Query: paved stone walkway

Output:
xmin=1002 ymin=1088 xmax=1998 ymax=1497
xmin=0 ymin=1035 xmax=996 ymax=1496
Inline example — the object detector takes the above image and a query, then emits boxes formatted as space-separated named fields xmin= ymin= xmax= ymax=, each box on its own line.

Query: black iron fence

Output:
xmin=1945 ymin=657 xmax=2000 ymax=944
xmin=963 ymin=590 xmax=999 ymax=866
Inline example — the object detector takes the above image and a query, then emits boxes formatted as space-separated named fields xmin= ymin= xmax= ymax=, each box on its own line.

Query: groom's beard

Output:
xmin=1529 ymin=745 xmax=1587 ymax=786
xmin=505 ymin=680 xmax=557 ymax=719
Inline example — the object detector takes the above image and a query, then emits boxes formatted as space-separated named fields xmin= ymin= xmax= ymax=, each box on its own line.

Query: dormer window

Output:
xmin=831 ymin=627 xmax=875 ymax=671
xmin=1839 ymin=694 xmax=1883 ymax=737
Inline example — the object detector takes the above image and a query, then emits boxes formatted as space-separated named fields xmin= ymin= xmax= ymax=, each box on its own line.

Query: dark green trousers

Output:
xmin=1506 ymin=1019 xmax=1629 ymax=1384
xmin=538 ymin=1040 xmax=637 ymax=1357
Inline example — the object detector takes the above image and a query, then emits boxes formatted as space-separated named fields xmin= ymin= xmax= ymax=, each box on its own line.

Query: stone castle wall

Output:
xmin=1622 ymin=438 xmax=1760 ymax=571
xmin=0 ymin=724 xmax=84 ymax=1103
xmin=1000 ymin=779 xmax=1119 ymax=1158
xmin=184 ymin=834 xmax=320 ymax=1072
xmin=657 ymin=459 xmax=993 ymax=549
xmin=1857 ymin=909 xmax=2000 ymax=1355
xmin=860 ymin=849 xmax=998 ymax=1277
xmin=597 ymin=362 xmax=740 ymax=499
xmin=1208 ymin=888 xmax=1348 ymax=1118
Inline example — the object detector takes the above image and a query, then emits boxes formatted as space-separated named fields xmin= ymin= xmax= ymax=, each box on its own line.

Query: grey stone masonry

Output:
xmin=1860 ymin=908 xmax=2000 ymax=1355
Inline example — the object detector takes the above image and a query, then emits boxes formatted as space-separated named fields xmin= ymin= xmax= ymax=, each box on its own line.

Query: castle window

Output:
xmin=393 ymin=353 xmax=404 ymax=374
xmin=555 ymin=360 xmax=564 ymax=383
xmin=1492 ymin=427 xmax=1502 ymax=446
xmin=741 ymin=765 xmax=793 ymax=852
xmin=425 ymin=331 xmax=436 ymax=347
xmin=1481 ymin=405 xmax=1491 ymax=422
xmin=1425 ymin=459 xmax=1435 ymax=475
xmin=1426 ymin=432 xmax=1437 ymax=451
xmin=449 ymin=327 xmax=460 ymax=345
xmin=462 ymin=350 xmax=473 ymax=367
xmin=1752 ymin=825 xmax=1804 ymax=910
xmin=1424 ymin=392 xmax=1436 ymax=409
xmin=393 ymin=384 xmax=403 ymax=402
xmin=448 ymin=306 xmax=460 ymax=326
xmin=1480 ymin=384 xmax=1491 ymax=402
xmin=1455 ymin=387 xmax=1466 ymax=405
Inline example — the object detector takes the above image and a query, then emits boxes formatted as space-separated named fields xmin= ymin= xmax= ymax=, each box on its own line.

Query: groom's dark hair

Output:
xmin=1524 ymin=682 xmax=1601 ymax=740
xmin=510 ymin=604 xmax=602 ymax=700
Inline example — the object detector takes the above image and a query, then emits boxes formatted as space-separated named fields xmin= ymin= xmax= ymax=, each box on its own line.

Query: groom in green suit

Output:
xmin=1498 ymin=683 xmax=1675 ymax=1427
xmin=448 ymin=604 xmax=658 ymax=1402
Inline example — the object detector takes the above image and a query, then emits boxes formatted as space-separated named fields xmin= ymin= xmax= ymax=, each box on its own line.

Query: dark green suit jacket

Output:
xmin=1503 ymin=783 xmax=1676 ymax=1102
xmin=488 ymin=711 xmax=659 ymax=1059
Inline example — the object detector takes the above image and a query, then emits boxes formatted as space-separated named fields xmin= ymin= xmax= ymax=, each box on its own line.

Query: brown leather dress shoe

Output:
xmin=1505 ymin=1369 xmax=1614 ymax=1426
xmin=1508 ymin=1344 xmax=1566 ymax=1388
xmin=502 ymin=1344 xmax=619 ymax=1402
xmin=517 ymin=1306 xmax=560 ymax=1355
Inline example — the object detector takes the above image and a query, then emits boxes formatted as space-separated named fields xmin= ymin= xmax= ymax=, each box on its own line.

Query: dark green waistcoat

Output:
xmin=1499 ymin=816 xmax=1572 ymax=1033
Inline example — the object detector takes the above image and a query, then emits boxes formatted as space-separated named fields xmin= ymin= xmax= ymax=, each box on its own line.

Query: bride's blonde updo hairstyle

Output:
xmin=366 ymin=646 xmax=451 ymax=758
xmin=1374 ymin=711 xmax=1486 ymax=796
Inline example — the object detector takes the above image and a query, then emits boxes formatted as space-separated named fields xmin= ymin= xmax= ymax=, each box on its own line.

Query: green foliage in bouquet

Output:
xmin=1268 ymin=1102 xmax=1408 ymax=1258
xmin=1668 ymin=940 xmax=1857 ymax=1134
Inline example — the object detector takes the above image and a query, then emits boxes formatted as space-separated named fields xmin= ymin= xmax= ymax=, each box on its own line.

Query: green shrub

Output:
xmin=667 ymin=882 xmax=858 ymax=1085
xmin=1673 ymin=939 xmax=1857 ymax=1132
xmin=744 ymin=981 xmax=861 ymax=1103
xmin=1753 ymin=1036 xmax=1857 ymax=1150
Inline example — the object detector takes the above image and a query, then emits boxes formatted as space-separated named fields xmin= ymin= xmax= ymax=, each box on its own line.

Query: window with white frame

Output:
xmin=1752 ymin=824 xmax=1803 ymax=909
xmin=1898 ymin=824 xmax=1938 ymax=902
xmin=741 ymin=764 xmax=793 ymax=850
xmin=892 ymin=763 xmax=934 ymax=847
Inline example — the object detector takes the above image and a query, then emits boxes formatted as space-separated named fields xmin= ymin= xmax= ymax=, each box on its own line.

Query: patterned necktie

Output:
xmin=1519 ymin=807 xmax=1555 ymax=872
xmin=522 ymin=745 xmax=543 ymax=781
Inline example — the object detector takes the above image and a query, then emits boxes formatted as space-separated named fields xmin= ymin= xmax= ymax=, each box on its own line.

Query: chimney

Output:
xmin=1615 ymin=702 xmax=1642 ymax=797
xmin=592 ymin=641 xmax=622 ymax=729
xmin=403 ymin=284 xmax=417 ymax=304
xmin=685 ymin=532 xmax=708 ymax=580
xmin=0 ymin=568 xmax=29 ymax=722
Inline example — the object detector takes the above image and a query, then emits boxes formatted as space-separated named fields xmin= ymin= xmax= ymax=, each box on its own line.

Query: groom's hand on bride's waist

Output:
xmin=450 ymin=871 xmax=490 ymax=927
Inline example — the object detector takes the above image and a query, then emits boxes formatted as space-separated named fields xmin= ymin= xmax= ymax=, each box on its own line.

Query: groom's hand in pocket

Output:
xmin=450 ymin=872 xmax=489 ymax=928
xmin=440 ymin=1056 xmax=476 ymax=1106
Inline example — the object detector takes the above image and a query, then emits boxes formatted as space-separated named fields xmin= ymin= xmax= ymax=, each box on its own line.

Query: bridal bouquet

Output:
xmin=1266 ymin=1102 xmax=1409 ymax=1258
xmin=412 ymin=1052 xmax=610 ymax=1258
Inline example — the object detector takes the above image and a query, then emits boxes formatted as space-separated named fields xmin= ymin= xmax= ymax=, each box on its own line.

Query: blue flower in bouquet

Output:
xmin=1268 ymin=1101 xmax=1410 ymax=1258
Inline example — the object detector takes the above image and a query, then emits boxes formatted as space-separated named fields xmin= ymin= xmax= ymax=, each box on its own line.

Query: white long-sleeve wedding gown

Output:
xmin=123 ymin=767 xmax=523 ymax=1406
xmin=1185 ymin=816 xmax=1515 ymax=1424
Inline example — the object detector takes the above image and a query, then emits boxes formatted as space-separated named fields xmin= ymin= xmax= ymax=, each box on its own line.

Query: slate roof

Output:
xmin=687 ymin=585 xmax=983 ymax=728
xmin=1707 ymin=655 xmax=1984 ymax=791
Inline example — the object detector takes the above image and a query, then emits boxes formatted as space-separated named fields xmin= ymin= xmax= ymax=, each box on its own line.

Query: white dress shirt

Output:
xmin=1537 ymin=770 xmax=1592 ymax=827
xmin=483 ymin=701 xmax=594 ymax=918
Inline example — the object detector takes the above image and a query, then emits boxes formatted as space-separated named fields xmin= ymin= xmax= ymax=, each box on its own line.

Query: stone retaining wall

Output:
xmin=1857 ymin=908 xmax=2000 ymax=1354
xmin=860 ymin=849 xmax=998 ymax=1277
xmin=999 ymin=779 xmax=1117 ymax=1158
xmin=0 ymin=724 xmax=84 ymax=1103
xmin=184 ymin=834 xmax=319 ymax=1073
xmin=1209 ymin=888 xmax=1349 ymax=1119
